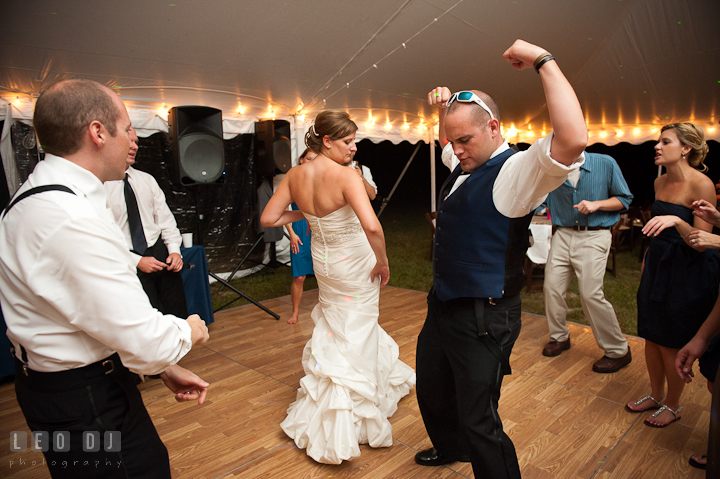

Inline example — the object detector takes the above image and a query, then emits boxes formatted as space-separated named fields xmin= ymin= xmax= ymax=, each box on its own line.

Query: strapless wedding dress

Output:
xmin=280 ymin=204 xmax=416 ymax=464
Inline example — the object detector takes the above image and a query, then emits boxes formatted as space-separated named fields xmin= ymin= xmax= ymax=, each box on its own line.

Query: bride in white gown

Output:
xmin=261 ymin=111 xmax=416 ymax=464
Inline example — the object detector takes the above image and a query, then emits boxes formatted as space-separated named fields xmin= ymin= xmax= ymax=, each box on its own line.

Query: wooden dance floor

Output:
xmin=0 ymin=286 xmax=711 ymax=478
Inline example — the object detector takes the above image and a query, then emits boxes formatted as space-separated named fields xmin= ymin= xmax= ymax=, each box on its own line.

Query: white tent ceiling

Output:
xmin=2 ymin=0 xmax=719 ymax=148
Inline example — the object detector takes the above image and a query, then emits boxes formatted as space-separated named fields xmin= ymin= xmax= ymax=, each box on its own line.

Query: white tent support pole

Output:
xmin=376 ymin=142 xmax=422 ymax=218
xmin=430 ymin=127 xmax=436 ymax=212
xmin=293 ymin=115 xmax=306 ymax=167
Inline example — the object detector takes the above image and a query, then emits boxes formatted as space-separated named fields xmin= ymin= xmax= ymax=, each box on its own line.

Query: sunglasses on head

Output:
xmin=446 ymin=91 xmax=495 ymax=121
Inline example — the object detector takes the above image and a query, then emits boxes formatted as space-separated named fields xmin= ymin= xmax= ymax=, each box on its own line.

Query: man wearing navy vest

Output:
xmin=541 ymin=153 xmax=633 ymax=373
xmin=416 ymin=40 xmax=588 ymax=478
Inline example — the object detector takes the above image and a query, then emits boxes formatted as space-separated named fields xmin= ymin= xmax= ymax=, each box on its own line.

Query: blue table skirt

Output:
xmin=181 ymin=245 xmax=215 ymax=326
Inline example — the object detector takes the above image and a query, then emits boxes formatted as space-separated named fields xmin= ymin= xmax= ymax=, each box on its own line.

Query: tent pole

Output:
xmin=376 ymin=142 xmax=422 ymax=218
xmin=430 ymin=126 xmax=436 ymax=212
xmin=294 ymin=115 xmax=305 ymax=166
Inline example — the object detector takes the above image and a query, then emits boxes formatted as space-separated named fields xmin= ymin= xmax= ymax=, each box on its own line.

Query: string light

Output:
xmin=156 ymin=103 xmax=169 ymax=118
xmin=616 ymin=130 xmax=624 ymax=137
xmin=402 ymin=122 xmax=410 ymax=130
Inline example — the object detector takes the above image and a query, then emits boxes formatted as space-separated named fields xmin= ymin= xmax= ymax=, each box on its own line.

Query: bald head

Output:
xmin=446 ymin=90 xmax=500 ymax=127
xmin=34 ymin=79 xmax=122 ymax=157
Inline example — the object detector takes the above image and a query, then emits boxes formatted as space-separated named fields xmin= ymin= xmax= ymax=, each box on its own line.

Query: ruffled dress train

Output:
xmin=280 ymin=204 xmax=415 ymax=464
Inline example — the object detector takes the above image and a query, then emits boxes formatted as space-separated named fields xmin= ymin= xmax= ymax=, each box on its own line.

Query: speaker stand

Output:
xmin=195 ymin=193 xmax=279 ymax=320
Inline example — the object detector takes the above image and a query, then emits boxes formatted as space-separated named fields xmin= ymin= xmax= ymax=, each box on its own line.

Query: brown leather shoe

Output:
xmin=592 ymin=347 xmax=632 ymax=373
xmin=542 ymin=339 xmax=571 ymax=357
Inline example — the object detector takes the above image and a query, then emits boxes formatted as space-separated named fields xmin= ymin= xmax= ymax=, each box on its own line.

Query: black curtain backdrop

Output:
xmin=132 ymin=132 xmax=262 ymax=272
xmin=0 ymin=125 xmax=263 ymax=272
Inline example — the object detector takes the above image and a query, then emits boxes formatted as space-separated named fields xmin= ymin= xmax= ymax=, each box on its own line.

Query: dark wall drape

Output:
xmin=132 ymin=132 xmax=263 ymax=272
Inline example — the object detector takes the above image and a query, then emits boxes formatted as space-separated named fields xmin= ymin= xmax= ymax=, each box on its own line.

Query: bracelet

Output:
xmin=682 ymin=229 xmax=691 ymax=239
xmin=533 ymin=52 xmax=552 ymax=69
xmin=535 ymin=55 xmax=555 ymax=73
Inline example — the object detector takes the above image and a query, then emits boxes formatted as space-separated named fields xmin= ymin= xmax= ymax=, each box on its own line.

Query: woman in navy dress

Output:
xmin=627 ymin=123 xmax=719 ymax=427
xmin=286 ymin=148 xmax=317 ymax=324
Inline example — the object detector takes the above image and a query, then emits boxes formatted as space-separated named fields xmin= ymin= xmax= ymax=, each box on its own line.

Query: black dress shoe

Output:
xmin=414 ymin=447 xmax=470 ymax=466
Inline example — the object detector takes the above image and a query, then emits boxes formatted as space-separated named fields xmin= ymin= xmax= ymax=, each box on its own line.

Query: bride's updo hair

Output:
xmin=305 ymin=110 xmax=358 ymax=153
xmin=661 ymin=122 xmax=710 ymax=172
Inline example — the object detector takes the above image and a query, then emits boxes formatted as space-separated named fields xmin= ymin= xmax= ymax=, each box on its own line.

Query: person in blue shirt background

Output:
xmin=541 ymin=152 xmax=633 ymax=373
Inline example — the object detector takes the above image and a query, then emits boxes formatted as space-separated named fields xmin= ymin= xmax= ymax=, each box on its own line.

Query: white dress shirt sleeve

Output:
xmin=441 ymin=143 xmax=459 ymax=171
xmin=361 ymin=165 xmax=378 ymax=194
xmin=108 ymin=168 xmax=183 ymax=257
xmin=493 ymin=132 xmax=584 ymax=218
xmin=28 ymin=213 xmax=192 ymax=374
xmin=149 ymin=177 xmax=183 ymax=255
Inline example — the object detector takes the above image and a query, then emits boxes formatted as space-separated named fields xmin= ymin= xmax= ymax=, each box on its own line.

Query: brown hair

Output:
xmin=305 ymin=110 xmax=358 ymax=153
xmin=447 ymin=90 xmax=500 ymax=127
xmin=661 ymin=122 xmax=710 ymax=172
xmin=33 ymin=79 xmax=120 ymax=157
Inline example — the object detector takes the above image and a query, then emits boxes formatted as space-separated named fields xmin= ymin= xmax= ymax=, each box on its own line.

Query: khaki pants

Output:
xmin=543 ymin=227 xmax=628 ymax=358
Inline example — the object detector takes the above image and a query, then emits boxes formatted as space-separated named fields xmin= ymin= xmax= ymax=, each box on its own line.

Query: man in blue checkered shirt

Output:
xmin=541 ymin=152 xmax=633 ymax=373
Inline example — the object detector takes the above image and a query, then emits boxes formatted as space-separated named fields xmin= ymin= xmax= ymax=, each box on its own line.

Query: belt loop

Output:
xmin=17 ymin=344 xmax=30 ymax=376
xmin=102 ymin=359 xmax=115 ymax=375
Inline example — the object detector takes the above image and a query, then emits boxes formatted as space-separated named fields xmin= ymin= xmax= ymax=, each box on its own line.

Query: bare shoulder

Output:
xmin=653 ymin=174 xmax=666 ymax=191
xmin=689 ymin=169 xmax=716 ymax=200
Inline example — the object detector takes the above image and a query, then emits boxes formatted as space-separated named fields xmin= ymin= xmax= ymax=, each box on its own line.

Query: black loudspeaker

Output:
xmin=168 ymin=106 xmax=225 ymax=186
xmin=255 ymin=120 xmax=291 ymax=179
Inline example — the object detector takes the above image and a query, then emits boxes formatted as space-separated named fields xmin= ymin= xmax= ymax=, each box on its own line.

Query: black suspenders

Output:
xmin=1 ymin=184 xmax=76 ymax=374
xmin=2 ymin=184 xmax=75 ymax=217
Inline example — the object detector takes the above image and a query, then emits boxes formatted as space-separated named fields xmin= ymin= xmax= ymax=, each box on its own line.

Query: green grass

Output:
xmin=212 ymin=206 xmax=642 ymax=336
xmin=521 ymin=246 xmax=642 ymax=336
xmin=211 ymin=266 xmax=318 ymax=312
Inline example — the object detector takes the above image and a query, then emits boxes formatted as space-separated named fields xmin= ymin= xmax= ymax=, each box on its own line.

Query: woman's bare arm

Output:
xmin=341 ymin=168 xmax=389 ymax=285
xmin=260 ymin=174 xmax=305 ymax=227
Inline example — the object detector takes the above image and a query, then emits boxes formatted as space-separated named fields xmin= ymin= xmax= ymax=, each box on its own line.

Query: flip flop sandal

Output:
xmin=625 ymin=395 xmax=664 ymax=413
xmin=689 ymin=455 xmax=707 ymax=470
xmin=644 ymin=405 xmax=683 ymax=428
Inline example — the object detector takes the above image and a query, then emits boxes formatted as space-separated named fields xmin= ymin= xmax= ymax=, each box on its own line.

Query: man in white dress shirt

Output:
xmin=105 ymin=127 xmax=188 ymax=317
xmin=0 ymin=79 xmax=209 ymax=478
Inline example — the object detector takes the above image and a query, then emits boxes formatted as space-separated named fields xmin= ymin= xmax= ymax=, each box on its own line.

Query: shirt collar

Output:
xmin=489 ymin=139 xmax=510 ymax=160
xmin=42 ymin=154 xmax=108 ymax=212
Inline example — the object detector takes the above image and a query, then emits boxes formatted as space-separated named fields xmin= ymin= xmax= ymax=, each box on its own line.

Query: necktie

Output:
xmin=123 ymin=174 xmax=147 ymax=255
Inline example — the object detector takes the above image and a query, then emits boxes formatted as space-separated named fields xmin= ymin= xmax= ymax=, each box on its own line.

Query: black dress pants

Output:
xmin=14 ymin=354 xmax=170 ymax=478
xmin=138 ymin=240 xmax=188 ymax=318
xmin=416 ymin=291 xmax=522 ymax=479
